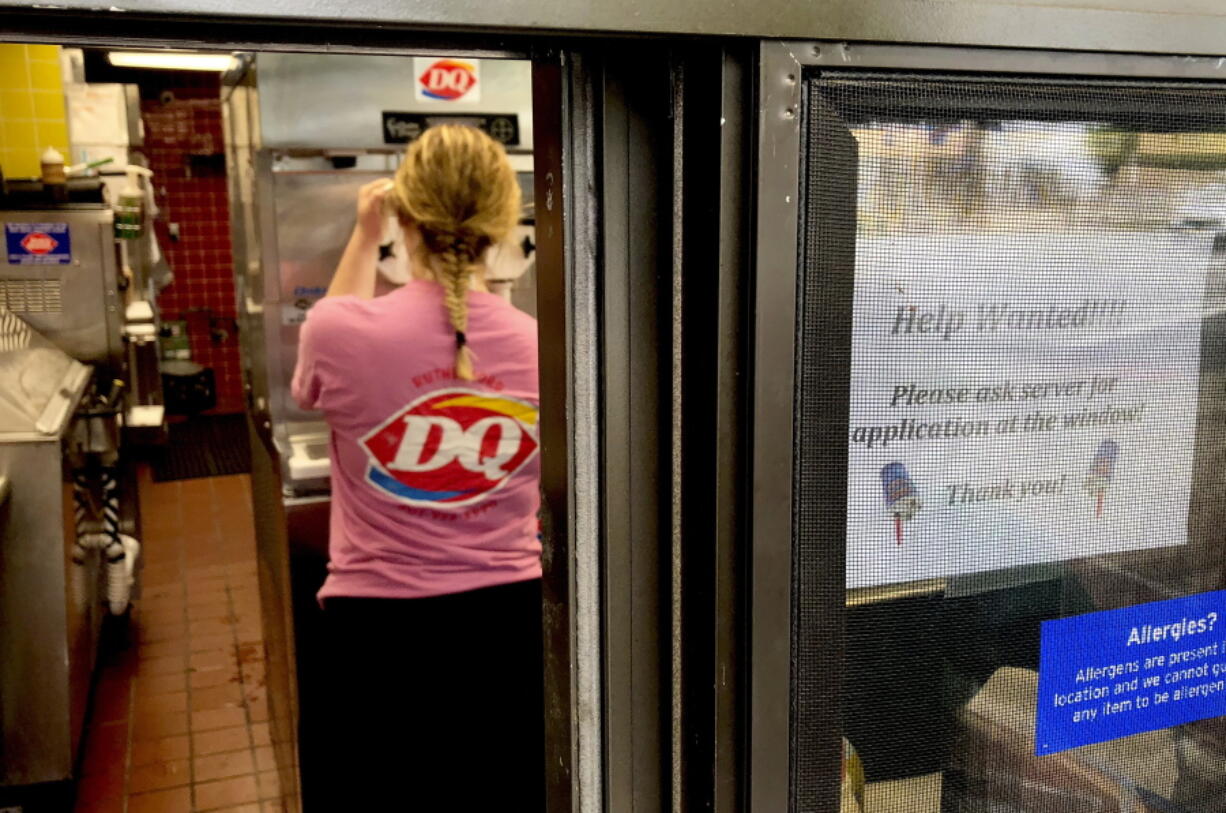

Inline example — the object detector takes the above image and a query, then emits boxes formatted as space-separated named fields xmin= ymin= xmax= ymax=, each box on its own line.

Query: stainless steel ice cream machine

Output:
xmin=224 ymin=53 xmax=538 ymax=494
xmin=0 ymin=182 xmax=154 ymax=804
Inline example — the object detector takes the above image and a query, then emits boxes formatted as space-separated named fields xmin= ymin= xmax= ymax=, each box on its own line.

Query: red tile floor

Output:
xmin=73 ymin=470 xmax=285 ymax=813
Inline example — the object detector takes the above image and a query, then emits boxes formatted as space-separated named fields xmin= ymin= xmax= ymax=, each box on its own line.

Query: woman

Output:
xmin=292 ymin=125 xmax=543 ymax=809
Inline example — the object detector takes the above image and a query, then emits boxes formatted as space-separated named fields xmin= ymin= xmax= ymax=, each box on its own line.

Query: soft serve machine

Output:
xmin=0 ymin=75 xmax=163 ymax=809
xmin=0 ymin=185 xmax=147 ymax=809
xmin=222 ymin=52 xmax=536 ymax=807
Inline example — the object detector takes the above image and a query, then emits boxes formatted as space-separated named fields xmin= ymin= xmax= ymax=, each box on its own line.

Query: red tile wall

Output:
xmin=139 ymin=75 xmax=243 ymax=414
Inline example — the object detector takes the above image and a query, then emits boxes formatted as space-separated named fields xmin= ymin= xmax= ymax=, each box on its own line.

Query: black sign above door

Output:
xmin=381 ymin=112 xmax=521 ymax=146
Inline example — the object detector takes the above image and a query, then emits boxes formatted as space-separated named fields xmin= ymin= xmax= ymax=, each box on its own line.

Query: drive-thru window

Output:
xmin=756 ymin=41 xmax=1226 ymax=812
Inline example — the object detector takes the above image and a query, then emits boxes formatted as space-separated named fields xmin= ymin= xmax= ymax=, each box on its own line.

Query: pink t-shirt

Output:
xmin=291 ymin=280 xmax=542 ymax=601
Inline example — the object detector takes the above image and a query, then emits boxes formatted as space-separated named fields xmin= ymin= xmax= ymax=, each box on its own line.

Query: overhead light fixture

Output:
xmin=106 ymin=51 xmax=237 ymax=72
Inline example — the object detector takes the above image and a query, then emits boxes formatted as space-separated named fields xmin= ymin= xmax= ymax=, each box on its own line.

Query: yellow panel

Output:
xmin=31 ymin=90 xmax=65 ymax=121
xmin=2 ymin=148 xmax=40 ymax=178
xmin=0 ymin=53 xmax=30 ymax=90
xmin=15 ymin=154 xmax=40 ymax=177
xmin=26 ymin=45 xmax=60 ymax=62
xmin=2 ymin=120 xmax=39 ymax=150
xmin=0 ymin=44 xmax=28 ymax=65
xmin=1 ymin=90 xmax=34 ymax=120
xmin=27 ymin=59 xmax=62 ymax=92
xmin=35 ymin=120 xmax=69 ymax=153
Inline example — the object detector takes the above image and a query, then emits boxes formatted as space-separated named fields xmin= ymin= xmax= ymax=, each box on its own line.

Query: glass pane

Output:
xmin=819 ymin=75 xmax=1226 ymax=813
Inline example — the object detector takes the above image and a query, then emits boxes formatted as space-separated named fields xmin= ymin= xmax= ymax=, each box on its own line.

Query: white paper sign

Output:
xmin=847 ymin=231 xmax=1210 ymax=588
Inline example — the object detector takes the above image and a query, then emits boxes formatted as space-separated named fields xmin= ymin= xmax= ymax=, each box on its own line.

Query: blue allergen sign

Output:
xmin=1036 ymin=589 xmax=1226 ymax=755
xmin=5 ymin=222 xmax=72 ymax=265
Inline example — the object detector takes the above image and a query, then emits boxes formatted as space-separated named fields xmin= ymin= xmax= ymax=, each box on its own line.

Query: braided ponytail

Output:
xmin=437 ymin=239 xmax=477 ymax=380
xmin=388 ymin=126 xmax=521 ymax=381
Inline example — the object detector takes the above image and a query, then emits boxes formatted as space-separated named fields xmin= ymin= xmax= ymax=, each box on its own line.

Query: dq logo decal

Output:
xmin=20 ymin=231 xmax=58 ymax=254
xmin=361 ymin=389 xmax=537 ymax=507
xmin=416 ymin=58 xmax=480 ymax=102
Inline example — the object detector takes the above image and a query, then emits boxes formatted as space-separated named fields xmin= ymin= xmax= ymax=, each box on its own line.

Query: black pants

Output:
xmin=316 ymin=579 xmax=545 ymax=811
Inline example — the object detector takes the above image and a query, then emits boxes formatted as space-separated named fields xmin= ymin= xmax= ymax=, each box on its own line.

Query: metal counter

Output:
xmin=0 ymin=360 xmax=95 ymax=802
xmin=0 ymin=195 xmax=142 ymax=808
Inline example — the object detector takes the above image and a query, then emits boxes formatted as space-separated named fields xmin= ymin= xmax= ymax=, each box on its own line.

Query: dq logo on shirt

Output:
xmin=361 ymin=389 xmax=538 ymax=508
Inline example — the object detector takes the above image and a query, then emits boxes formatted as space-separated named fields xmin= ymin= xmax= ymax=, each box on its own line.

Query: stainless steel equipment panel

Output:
xmin=225 ymin=80 xmax=271 ymax=426
xmin=261 ymin=153 xmax=401 ymax=434
xmin=0 ymin=206 xmax=123 ymax=366
xmin=255 ymin=54 xmax=534 ymax=151
xmin=0 ymin=381 xmax=98 ymax=788
xmin=238 ymin=149 xmax=537 ymax=493
xmin=226 ymin=54 xmax=538 ymax=498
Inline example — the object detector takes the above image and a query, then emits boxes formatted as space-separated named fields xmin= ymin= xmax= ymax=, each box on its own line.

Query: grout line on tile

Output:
xmin=164 ymin=476 xmax=200 ymax=812
xmin=227 ymin=579 xmax=259 ymax=760
xmin=122 ymin=677 xmax=136 ymax=813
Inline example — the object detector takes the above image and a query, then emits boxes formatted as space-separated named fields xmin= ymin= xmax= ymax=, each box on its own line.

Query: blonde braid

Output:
xmin=437 ymin=240 xmax=476 ymax=380
xmin=388 ymin=125 xmax=521 ymax=382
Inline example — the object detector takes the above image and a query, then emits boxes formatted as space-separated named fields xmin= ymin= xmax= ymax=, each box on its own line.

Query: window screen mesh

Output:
xmin=796 ymin=73 xmax=1226 ymax=813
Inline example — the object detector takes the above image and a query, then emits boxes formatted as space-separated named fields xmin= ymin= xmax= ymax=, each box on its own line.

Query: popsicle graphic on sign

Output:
xmin=1084 ymin=439 xmax=1119 ymax=518
xmin=415 ymin=58 xmax=480 ymax=103
xmin=881 ymin=462 xmax=921 ymax=545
